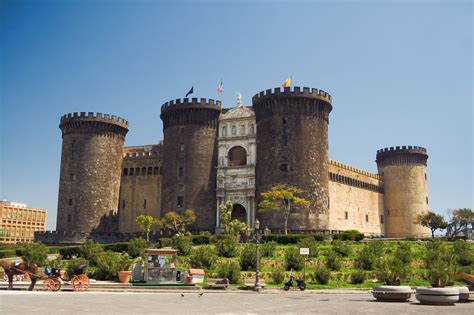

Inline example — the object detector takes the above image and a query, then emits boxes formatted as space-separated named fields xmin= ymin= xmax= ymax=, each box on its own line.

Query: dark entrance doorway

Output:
xmin=231 ymin=203 xmax=247 ymax=223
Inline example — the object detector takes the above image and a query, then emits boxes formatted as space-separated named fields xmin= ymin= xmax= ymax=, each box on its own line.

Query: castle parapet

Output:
xmin=160 ymin=98 xmax=222 ymax=129
xmin=329 ymin=160 xmax=380 ymax=180
xmin=59 ymin=112 xmax=129 ymax=137
xmin=252 ymin=86 xmax=332 ymax=104
xmin=161 ymin=98 xmax=222 ymax=113
xmin=376 ymin=146 xmax=428 ymax=167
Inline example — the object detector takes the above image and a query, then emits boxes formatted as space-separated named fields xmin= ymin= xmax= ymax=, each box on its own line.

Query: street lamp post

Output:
xmin=254 ymin=219 xmax=263 ymax=292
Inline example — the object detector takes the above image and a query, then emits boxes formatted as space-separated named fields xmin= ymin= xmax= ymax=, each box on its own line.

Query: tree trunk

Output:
xmin=431 ymin=229 xmax=435 ymax=238
xmin=146 ymin=232 xmax=150 ymax=242
xmin=284 ymin=218 xmax=288 ymax=235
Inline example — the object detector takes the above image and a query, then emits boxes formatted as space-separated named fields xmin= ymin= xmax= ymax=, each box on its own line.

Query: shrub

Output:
xmin=325 ymin=251 xmax=342 ymax=271
xmin=127 ymin=237 xmax=149 ymax=258
xmin=189 ymin=245 xmax=217 ymax=269
xmin=17 ymin=242 xmax=48 ymax=266
xmin=394 ymin=242 xmax=413 ymax=265
xmin=58 ymin=246 xmax=81 ymax=259
xmin=356 ymin=241 xmax=384 ymax=270
xmin=240 ymin=244 xmax=260 ymax=271
xmin=376 ymin=255 xmax=411 ymax=285
xmin=217 ymin=260 xmax=241 ymax=284
xmin=311 ymin=265 xmax=331 ymax=284
xmin=260 ymin=241 xmax=277 ymax=258
xmin=331 ymin=233 xmax=342 ymax=240
xmin=79 ymin=240 xmax=103 ymax=264
xmin=92 ymin=251 xmax=123 ymax=280
xmin=453 ymin=240 xmax=474 ymax=266
xmin=296 ymin=236 xmax=319 ymax=258
xmin=331 ymin=240 xmax=352 ymax=257
xmin=159 ymin=238 xmax=173 ymax=248
xmin=215 ymin=234 xmax=238 ymax=258
xmin=103 ymin=242 xmax=129 ymax=253
xmin=284 ymin=247 xmax=304 ymax=271
xmin=172 ymin=235 xmax=192 ymax=256
xmin=350 ymin=270 xmax=366 ymax=284
xmin=342 ymin=230 xmax=364 ymax=241
xmin=271 ymin=270 xmax=285 ymax=284
xmin=192 ymin=232 xmax=211 ymax=245
xmin=424 ymin=239 xmax=457 ymax=287
xmin=262 ymin=234 xmax=323 ymax=244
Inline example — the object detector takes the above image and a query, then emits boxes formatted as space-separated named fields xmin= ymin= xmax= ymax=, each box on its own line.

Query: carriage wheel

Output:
xmin=43 ymin=278 xmax=61 ymax=291
xmin=71 ymin=274 xmax=89 ymax=292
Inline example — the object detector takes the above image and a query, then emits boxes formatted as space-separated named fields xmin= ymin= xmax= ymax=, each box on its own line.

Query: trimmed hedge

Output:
xmin=262 ymin=234 xmax=324 ymax=244
xmin=0 ymin=249 xmax=16 ymax=258
xmin=341 ymin=230 xmax=364 ymax=241
xmin=192 ymin=234 xmax=211 ymax=245
xmin=103 ymin=242 xmax=129 ymax=253
xmin=59 ymin=246 xmax=81 ymax=259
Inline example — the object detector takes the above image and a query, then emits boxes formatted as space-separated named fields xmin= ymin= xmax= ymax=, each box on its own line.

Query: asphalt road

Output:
xmin=0 ymin=291 xmax=472 ymax=314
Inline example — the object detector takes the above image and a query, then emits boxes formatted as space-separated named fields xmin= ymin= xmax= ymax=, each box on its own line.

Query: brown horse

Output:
xmin=0 ymin=259 xmax=38 ymax=291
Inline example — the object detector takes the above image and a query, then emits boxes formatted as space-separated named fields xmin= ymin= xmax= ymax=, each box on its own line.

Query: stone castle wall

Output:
xmin=160 ymin=98 xmax=221 ymax=231
xmin=328 ymin=160 xmax=385 ymax=235
xmin=56 ymin=112 xmax=128 ymax=233
xmin=118 ymin=144 xmax=163 ymax=233
xmin=253 ymin=87 xmax=332 ymax=231
xmin=376 ymin=146 xmax=430 ymax=237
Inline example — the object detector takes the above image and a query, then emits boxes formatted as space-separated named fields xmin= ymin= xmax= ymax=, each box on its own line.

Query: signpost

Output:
xmin=300 ymin=247 xmax=309 ymax=282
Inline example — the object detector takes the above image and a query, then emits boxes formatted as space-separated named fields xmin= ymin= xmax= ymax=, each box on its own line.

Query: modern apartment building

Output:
xmin=0 ymin=201 xmax=47 ymax=244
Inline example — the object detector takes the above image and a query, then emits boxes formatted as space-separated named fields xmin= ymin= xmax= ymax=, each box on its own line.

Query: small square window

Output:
xmin=180 ymin=143 xmax=185 ymax=152
xmin=70 ymin=173 xmax=75 ymax=181
xmin=143 ymin=199 xmax=147 ymax=208
xmin=177 ymin=196 xmax=183 ymax=208
xmin=380 ymin=215 xmax=384 ymax=224
xmin=280 ymin=163 xmax=288 ymax=172
xmin=179 ymin=167 xmax=184 ymax=176
xmin=344 ymin=211 xmax=348 ymax=220
xmin=68 ymin=199 xmax=73 ymax=206
xmin=366 ymin=214 xmax=369 ymax=222
xmin=68 ymin=214 xmax=72 ymax=222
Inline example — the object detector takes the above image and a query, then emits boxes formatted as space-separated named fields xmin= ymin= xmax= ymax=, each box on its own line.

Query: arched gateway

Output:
xmin=231 ymin=203 xmax=247 ymax=222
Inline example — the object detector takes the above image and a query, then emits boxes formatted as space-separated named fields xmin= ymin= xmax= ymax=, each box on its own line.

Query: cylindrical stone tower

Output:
xmin=376 ymin=146 xmax=430 ymax=237
xmin=56 ymin=112 xmax=129 ymax=233
xmin=160 ymin=98 xmax=221 ymax=231
xmin=252 ymin=86 xmax=333 ymax=231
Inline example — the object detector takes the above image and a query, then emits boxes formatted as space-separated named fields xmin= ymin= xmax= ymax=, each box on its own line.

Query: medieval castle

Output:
xmin=36 ymin=86 xmax=430 ymax=244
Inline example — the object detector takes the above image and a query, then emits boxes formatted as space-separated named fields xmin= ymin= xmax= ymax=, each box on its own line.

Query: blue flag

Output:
xmin=185 ymin=86 xmax=193 ymax=98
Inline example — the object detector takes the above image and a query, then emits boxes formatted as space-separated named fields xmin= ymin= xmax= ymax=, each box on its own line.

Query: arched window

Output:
xmin=142 ymin=167 xmax=146 ymax=175
xmin=130 ymin=168 xmax=134 ymax=175
xmin=228 ymin=146 xmax=247 ymax=166
xmin=148 ymin=167 xmax=153 ymax=175
xmin=231 ymin=125 xmax=236 ymax=136
xmin=135 ymin=167 xmax=140 ymax=175
xmin=153 ymin=166 xmax=159 ymax=175
xmin=123 ymin=168 xmax=128 ymax=176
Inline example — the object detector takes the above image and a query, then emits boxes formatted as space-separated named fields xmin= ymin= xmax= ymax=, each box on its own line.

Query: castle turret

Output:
xmin=160 ymin=98 xmax=221 ymax=231
xmin=252 ymin=87 xmax=333 ymax=231
xmin=376 ymin=146 xmax=430 ymax=237
xmin=56 ymin=112 xmax=128 ymax=233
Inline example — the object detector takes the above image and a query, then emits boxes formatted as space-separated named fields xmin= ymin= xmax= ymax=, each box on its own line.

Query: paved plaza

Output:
xmin=0 ymin=290 xmax=472 ymax=314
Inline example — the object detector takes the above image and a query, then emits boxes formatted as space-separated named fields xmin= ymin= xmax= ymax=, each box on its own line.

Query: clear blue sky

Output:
xmin=1 ymin=0 xmax=472 ymax=230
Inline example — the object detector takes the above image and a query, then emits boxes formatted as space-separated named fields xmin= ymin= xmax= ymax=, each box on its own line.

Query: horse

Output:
xmin=0 ymin=259 xmax=38 ymax=291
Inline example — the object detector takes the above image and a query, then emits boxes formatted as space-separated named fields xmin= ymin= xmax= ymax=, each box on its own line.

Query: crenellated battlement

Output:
xmin=161 ymin=98 xmax=222 ymax=113
xmin=329 ymin=160 xmax=380 ymax=180
xmin=252 ymin=86 xmax=332 ymax=104
xmin=376 ymin=145 xmax=428 ymax=167
xmin=376 ymin=145 xmax=427 ymax=155
xmin=160 ymin=98 xmax=222 ymax=130
xmin=123 ymin=142 xmax=163 ymax=158
xmin=60 ymin=112 xmax=129 ymax=129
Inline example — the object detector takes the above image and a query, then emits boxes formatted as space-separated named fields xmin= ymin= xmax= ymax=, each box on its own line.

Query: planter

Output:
xmin=415 ymin=287 xmax=459 ymax=305
xmin=117 ymin=271 xmax=132 ymax=283
xmin=451 ymin=286 xmax=470 ymax=303
xmin=372 ymin=285 xmax=413 ymax=302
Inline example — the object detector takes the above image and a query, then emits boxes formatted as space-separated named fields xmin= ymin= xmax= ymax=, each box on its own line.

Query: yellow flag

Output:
xmin=282 ymin=76 xmax=292 ymax=88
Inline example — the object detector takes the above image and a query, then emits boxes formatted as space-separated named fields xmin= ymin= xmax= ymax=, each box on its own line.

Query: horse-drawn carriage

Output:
xmin=42 ymin=263 xmax=90 ymax=292
xmin=0 ymin=259 xmax=89 ymax=292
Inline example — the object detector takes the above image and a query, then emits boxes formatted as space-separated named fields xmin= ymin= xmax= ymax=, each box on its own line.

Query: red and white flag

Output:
xmin=217 ymin=81 xmax=223 ymax=94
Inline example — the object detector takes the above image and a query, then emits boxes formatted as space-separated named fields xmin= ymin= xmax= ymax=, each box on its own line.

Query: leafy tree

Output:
xmin=258 ymin=184 xmax=310 ymax=235
xmin=135 ymin=214 xmax=159 ymax=241
xmin=79 ymin=240 xmax=103 ymax=265
xmin=219 ymin=201 xmax=249 ymax=238
xmin=446 ymin=208 xmax=473 ymax=238
xmin=416 ymin=211 xmax=448 ymax=238
xmin=127 ymin=237 xmax=149 ymax=258
xmin=161 ymin=209 xmax=196 ymax=235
